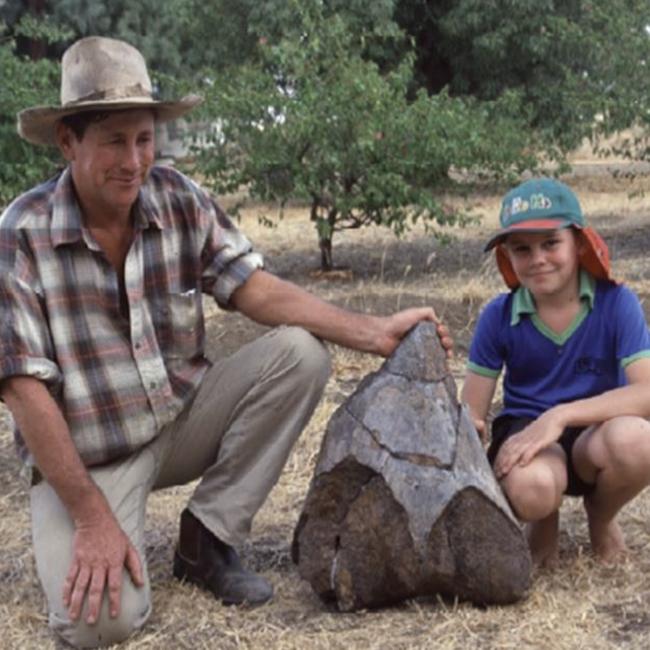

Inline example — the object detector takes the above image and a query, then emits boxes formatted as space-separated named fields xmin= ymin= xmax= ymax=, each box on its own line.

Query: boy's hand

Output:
xmin=494 ymin=411 xmax=564 ymax=478
xmin=471 ymin=416 xmax=489 ymax=444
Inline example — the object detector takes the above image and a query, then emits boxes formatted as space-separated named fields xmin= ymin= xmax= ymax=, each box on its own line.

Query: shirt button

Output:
xmin=134 ymin=342 xmax=141 ymax=350
xmin=557 ymin=347 xmax=562 ymax=355
xmin=149 ymin=381 xmax=157 ymax=390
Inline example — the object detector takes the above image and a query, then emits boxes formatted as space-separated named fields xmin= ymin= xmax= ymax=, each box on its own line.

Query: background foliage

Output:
xmin=0 ymin=17 xmax=66 ymax=205
xmin=2 ymin=0 xmax=650 ymax=264
xmin=193 ymin=2 xmax=535 ymax=267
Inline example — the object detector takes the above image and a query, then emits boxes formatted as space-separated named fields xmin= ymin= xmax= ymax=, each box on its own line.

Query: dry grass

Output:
xmin=3 ymin=168 xmax=650 ymax=649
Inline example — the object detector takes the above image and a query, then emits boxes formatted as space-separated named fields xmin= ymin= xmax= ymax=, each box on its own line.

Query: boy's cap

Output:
xmin=484 ymin=177 xmax=585 ymax=251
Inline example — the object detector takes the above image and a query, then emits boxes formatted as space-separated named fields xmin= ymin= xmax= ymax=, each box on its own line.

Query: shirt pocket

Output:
xmin=159 ymin=290 xmax=204 ymax=360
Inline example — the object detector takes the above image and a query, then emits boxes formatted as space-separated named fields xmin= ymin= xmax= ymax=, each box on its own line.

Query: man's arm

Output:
xmin=494 ymin=358 xmax=650 ymax=478
xmin=231 ymin=269 xmax=453 ymax=357
xmin=460 ymin=371 xmax=498 ymax=443
xmin=1 ymin=376 xmax=143 ymax=624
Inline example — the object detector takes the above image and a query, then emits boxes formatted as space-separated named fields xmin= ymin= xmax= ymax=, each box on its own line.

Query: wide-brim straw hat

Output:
xmin=17 ymin=36 xmax=203 ymax=146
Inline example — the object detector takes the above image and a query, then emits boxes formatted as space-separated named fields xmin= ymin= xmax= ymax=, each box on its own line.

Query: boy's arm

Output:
xmin=461 ymin=371 xmax=498 ymax=443
xmin=494 ymin=358 xmax=650 ymax=478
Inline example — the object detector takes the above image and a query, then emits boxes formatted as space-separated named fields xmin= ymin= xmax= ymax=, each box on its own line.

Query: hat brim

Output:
xmin=17 ymin=94 xmax=203 ymax=146
xmin=483 ymin=218 xmax=579 ymax=252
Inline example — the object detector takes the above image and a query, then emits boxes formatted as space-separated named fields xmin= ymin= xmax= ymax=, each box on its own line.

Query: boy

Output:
xmin=462 ymin=177 xmax=650 ymax=566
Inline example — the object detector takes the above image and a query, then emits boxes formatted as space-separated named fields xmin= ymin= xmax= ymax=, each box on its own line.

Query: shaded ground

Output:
xmin=3 ymin=171 xmax=650 ymax=648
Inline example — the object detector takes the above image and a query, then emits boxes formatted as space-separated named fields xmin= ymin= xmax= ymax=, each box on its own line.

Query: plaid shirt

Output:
xmin=0 ymin=166 xmax=263 ymax=466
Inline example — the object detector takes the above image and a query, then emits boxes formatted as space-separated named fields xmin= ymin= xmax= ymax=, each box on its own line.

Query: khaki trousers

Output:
xmin=30 ymin=327 xmax=331 ymax=648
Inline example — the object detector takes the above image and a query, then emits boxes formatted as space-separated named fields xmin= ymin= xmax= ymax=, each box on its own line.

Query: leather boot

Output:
xmin=173 ymin=508 xmax=273 ymax=606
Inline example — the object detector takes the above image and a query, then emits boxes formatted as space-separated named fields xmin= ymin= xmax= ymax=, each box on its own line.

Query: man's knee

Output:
xmin=51 ymin=583 xmax=151 ymax=649
xmin=273 ymin=326 xmax=331 ymax=389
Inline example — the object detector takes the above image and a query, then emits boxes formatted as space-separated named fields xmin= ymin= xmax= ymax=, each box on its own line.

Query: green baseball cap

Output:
xmin=484 ymin=177 xmax=585 ymax=251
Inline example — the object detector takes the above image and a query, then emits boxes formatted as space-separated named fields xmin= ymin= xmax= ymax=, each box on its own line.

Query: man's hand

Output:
xmin=63 ymin=512 xmax=143 ymax=624
xmin=493 ymin=410 xmax=565 ymax=479
xmin=375 ymin=307 xmax=453 ymax=358
xmin=1 ymin=377 xmax=145 ymax=626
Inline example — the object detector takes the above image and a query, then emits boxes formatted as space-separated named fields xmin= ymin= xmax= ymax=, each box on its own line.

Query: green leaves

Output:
xmin=195 ymin=5 xmax=533 ymax=268
xmin=3 ymin=0 xmax=650 ymax=229
xmin=0 ymin=20 xmax=64 ymax=205
xmin=402 ymin=0 xmax=650 ymax=155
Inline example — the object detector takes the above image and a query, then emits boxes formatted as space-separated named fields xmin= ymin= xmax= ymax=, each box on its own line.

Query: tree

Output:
xmin=195 ymin=2 xmax=535 ymax=269
xmin=37 ymin=0 xmax=401 ymax=75
xmin=3 ymin=0 xmax=650 ymax=222
xmin=395 ymin=0 xmax=650 ymax=154
xmin=191 ymin=0 xmax=650 ymax=268
xmin=0 ymin=17 xmax=67 ymax=205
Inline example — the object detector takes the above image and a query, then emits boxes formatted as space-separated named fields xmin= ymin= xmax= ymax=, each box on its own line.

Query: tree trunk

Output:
xmin=319 ymin=236 xmax=333 ymax=271
xmin=26 ymin=0 xmax=47 ymax=60
xmin=292 ymin=323 xmax=531 ymax=612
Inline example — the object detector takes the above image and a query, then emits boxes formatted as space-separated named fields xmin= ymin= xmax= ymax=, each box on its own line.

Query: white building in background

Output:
xmin=155 ymin=119 xmax=225 ymax=164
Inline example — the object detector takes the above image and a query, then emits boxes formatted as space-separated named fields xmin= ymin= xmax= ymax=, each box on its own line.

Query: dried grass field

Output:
xmin=3 ymin=168 xmax=650 ymax=649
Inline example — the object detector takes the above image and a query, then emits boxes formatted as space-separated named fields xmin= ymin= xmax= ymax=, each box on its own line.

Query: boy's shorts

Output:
xmin=487 ymin=415 xmax=595 ymax=497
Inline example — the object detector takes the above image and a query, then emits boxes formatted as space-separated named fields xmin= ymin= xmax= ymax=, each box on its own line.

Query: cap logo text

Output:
xmin=502 ymin=193 xmax=553 ymax=221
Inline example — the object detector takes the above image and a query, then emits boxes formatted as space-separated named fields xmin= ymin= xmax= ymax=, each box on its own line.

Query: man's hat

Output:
xmin=484 ymin=177 xmax=585 ymax=252
xmin=17 ymin=36 xmax=203 ymax=146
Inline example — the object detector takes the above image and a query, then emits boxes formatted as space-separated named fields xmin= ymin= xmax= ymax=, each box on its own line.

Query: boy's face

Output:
xmin=504 ymin=228 xmax=582 ymax=299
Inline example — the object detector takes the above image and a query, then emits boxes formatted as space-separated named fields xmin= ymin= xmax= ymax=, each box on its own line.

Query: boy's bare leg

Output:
xmin=583 ymin=502 xmax=626 ymax=563
xmin=499 ymin=444 xmax=566 ymax=567
xmin=527 ymin=510 xmax=560 ymax=568
xmin=573 ymin=416 xmax=650 ymax=563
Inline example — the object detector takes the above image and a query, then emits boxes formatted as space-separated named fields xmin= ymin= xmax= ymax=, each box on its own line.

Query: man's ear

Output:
xmin=55 ymin=121 xmax=76 ymax=161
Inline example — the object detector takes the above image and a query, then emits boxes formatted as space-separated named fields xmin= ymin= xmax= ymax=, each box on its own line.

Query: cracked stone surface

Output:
xmin=292 ymin=322 xmax=532 ymax=611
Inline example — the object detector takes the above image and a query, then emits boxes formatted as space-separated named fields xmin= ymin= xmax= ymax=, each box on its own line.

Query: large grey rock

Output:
xmin=292 ymin=322 xmax=531 ymax=611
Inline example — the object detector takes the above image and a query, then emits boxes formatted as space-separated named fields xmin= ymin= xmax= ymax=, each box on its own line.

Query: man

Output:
xmin=1 ymin=37 xmax=451 ymax=647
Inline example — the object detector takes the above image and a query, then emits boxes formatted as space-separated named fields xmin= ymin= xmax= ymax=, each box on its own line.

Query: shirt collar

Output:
xmin=510 ymin=269 xmax=595 ymax=325
xmin=50 ymin=166 xmax=164 ymax=249
xmin=50 ymin=168 xmax=84 ymax=248
xmin=136 ymin=172 xmax=166 ymax=230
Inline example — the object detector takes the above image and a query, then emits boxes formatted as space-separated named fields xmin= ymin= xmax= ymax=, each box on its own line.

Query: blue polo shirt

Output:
xmin=467 ymin=271 xmax=650 ymax=419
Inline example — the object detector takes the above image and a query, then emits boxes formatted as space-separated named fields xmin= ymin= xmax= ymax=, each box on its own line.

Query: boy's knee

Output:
xmin=600 ymin=416 xmax=650 ymax=471
xmin=51 ymin=586 xmax=151 ymax=648
xmin=503 ymin=463 xmax=564 ymax=520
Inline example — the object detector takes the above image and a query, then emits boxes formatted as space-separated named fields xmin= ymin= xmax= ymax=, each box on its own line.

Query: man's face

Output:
xmin=57 ymin=109 xmax=155 ymax=221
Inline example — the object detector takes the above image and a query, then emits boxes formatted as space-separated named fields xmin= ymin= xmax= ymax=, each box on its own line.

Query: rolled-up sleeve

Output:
xmin=199 ymin=196 xmax=264 ymax=308
xmin=0 ymin=237 xmax=61 ymax=387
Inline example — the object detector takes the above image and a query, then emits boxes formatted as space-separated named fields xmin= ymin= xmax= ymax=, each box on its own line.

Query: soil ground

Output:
xmin=3 ymin=166 xmax=650 ymax=649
